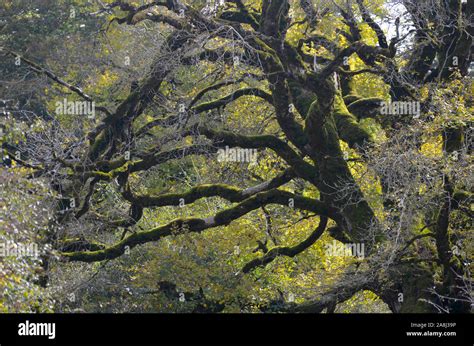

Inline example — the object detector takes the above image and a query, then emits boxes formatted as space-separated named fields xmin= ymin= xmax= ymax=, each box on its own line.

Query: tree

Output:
xmin=1 ymin=0 xmax=472 ymax=313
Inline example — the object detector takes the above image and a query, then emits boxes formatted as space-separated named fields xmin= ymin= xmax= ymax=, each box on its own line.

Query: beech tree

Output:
xmin=1 ymin=0 xmax=472 ymax=313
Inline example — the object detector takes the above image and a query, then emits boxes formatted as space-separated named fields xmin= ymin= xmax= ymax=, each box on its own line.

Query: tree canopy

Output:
xmin=0 ymin=0 xmax=472 ymax=313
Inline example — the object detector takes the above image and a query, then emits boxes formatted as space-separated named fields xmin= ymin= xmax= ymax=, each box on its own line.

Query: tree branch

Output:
xmin=242 ymin=216 xmax=328 ymax=273
xmin=61 ymin=189 xmax=332 ymax=262
xmin=1 ymin=48 xmax=111 ymax=116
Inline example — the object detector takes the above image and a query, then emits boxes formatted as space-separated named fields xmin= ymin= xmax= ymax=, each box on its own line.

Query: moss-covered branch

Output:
xmin=75 ymin=126 xmax=315 ymax=185
xmin=61 ymin=189 xmax=332 ymax=262
xmin=219 ymin=10 xmax=259 ymax=30
xmin=196 ymin=126 xmax=318 ymax=184
xmin=242 ymin=216 xmax=328 ymax=273
xmin=269 ymin=269 xmax=371 ymax=313
xmin=77 ymin=144 xmax=216 ymax=181
xmin=124 ymin=169 xmax=294 ymax=207
xmin=191 ymin=88 xmax=272 ymax=114
xmin=356 ymin=0 xmax=388 ymax=49
xmin=333 ymin=92 xmax=372 ymax=149
xmin=305 ymin=79 xmax=377 ymax=247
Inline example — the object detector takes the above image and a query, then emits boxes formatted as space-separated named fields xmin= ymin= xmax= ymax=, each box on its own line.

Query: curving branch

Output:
xmin=195 ymin=126 xmax=318 ymax=184
xmin=289 ymin=272 xmax=371 ymax=313
xmin=191 ymin=87 xmax=273 ymax=113
xmin=61 ymin=189 xmax=332 ymax=262
xmin=242 ymin=216 xmax=328 ymax=273
xmin=130 ymin=13 xmax=185 ymax=29
xmin=188 ymin=75 xmax=264 ymax=108
xmin=123 ymin=168 xmax=295 ymax=207
xmin=356 ymin=0 xmax=388 ymax=49
xmin=318 ymin=42 xmax=389 ymax=80
xmin=78 ymin=144 xmax=216 ymax=180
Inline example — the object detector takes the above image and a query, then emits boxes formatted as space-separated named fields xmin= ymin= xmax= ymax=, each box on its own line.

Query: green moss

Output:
xmin=88 ymin=130 xmax=109 ymax=160
xmin=333 ymin=93 xmax=372 ymax=148
xmin=60 ymin=238 xmax=105 ymax=252
xmin=343 ymin=94 xmax=361 ymax=105
xmin=287 ymin=80 xmax=316 ymax=118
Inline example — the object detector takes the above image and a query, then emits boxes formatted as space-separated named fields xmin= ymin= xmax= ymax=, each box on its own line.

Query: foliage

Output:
xmin=1 ymin=0 xmax=472 ymax=313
